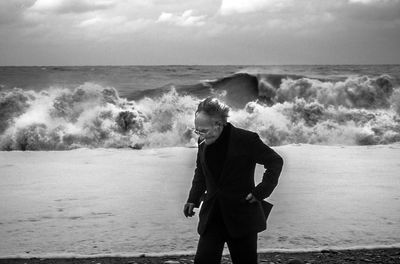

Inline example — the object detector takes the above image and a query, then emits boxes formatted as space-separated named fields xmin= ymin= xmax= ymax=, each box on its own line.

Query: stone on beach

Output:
xmin=287 ymin=259 xmax=305 ymax=264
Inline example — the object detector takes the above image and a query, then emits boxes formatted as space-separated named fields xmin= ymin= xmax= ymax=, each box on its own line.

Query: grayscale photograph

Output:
xmin=1 ymin=0 xmax=400 ymax=263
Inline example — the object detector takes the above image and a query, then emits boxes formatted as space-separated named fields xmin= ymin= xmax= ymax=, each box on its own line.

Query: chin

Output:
xmin=204 ymin=138 xmax=216 ymax=145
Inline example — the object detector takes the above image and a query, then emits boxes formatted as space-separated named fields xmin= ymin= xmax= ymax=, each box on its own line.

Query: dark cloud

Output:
xmin=343 ymin=0 xmax=400 ymax=22
xmin=30 ymin=0 xmax=116 ymax=14
xmin=1 ymin=0 xmax=399 ymax=65
xmin=0 ymin=0 xmax=35 ymax=24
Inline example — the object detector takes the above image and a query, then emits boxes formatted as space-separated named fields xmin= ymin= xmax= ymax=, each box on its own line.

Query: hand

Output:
xmin=183 ymin=203 xmax=195 ymax=217
xmin=245 ymin=193 xmax=259 ymax=203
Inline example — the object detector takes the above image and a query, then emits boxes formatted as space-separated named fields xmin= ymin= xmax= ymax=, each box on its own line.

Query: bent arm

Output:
xmin=251 ymin=134 xmax=284 ymax=200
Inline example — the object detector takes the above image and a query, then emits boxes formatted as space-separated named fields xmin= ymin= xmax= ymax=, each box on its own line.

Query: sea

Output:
xmin=0 ymin=65 xmax=400 ymax=258
xmin=1 ymin=64 xmax=400 ymax=150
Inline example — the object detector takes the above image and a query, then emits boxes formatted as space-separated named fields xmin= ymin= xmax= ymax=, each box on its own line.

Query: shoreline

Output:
xmin=1 ymin=248 xmax=399 ymax=264
xmin=2 ymin=244 xmax=400 ymax=259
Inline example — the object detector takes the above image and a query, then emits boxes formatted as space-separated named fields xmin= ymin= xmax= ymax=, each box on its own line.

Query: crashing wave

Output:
xmin=0 ymin=84 xmax=198 ymax=150
xmin=1 ymin=72 xmax=400 ymax=150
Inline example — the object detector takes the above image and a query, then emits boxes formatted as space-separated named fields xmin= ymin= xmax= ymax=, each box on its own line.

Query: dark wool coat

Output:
xmin=187 ymin=123 xmax=283 ymax=237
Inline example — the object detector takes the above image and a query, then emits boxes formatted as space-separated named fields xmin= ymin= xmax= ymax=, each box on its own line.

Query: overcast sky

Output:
xmin=1 ymin=0 xmax=399 ymax=65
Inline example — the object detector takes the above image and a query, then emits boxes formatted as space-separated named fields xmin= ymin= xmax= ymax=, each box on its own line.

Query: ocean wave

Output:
xmin=0 ymin=84 xmax=199 ymax=150
xmin=204 ymin=72 xmax=398 ymax=109
xmin=1 ymin=72 xmax=400 ymax=150
xmin=230 ymin=100 xmax=400 ymax=146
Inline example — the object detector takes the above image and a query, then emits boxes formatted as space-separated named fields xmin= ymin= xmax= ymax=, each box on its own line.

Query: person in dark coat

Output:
xmin=184 ymin=97 xmax=284 ymax=264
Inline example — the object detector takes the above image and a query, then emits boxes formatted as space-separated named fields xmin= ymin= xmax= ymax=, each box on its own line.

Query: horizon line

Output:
xmin=1 ymin=63 xmax=399 ymax=67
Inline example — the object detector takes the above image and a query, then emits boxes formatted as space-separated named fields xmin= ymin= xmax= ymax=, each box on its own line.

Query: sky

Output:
xmin=0 ymin=0 xmax=399 ymax=65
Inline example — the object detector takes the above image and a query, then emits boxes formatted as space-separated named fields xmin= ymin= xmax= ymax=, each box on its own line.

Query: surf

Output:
xmin=1 ymin=71 xmax=399 ymax=150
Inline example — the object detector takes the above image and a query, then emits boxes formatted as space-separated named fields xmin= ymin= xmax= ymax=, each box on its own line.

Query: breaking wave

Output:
xmin=1 ymin=73 xmax=400 ymax=150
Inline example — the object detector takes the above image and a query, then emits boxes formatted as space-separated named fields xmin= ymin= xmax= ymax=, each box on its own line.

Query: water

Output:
xmin=1 ymin=65 xmax=400 ymax=150
xmin=1 ymin=65 xmax=400 ymax=96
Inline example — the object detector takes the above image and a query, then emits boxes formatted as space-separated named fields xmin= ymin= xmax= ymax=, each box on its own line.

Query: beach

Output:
xmin=1 ymin=248 xmax=400 ymax=264
xmin=1 ymin=145 xmax=399 ymax=259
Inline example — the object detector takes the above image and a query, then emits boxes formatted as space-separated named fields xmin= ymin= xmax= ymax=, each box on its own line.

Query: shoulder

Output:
xmin=230 ymin=123 xmax=258 ymax=140
xmin=229 ymin=124 xmax=263 ymax=153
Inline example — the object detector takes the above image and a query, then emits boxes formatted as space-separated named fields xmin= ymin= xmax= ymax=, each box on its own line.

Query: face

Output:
xmin=194 ymin=111 xmax=224 ymax=145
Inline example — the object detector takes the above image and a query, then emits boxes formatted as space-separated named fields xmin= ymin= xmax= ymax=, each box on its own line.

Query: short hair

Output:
xmin=196 ymin=97 xmax=230 ymax=124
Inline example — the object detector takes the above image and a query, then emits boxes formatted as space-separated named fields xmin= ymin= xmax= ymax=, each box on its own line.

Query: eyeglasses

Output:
xmin=194 ymin=128 xmax=213 ymax=136
xmin=193 ymin=123 xmax=222 ymax=136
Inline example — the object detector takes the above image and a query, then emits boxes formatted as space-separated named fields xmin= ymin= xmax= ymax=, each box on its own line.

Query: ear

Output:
xmin=214 ymin=120 xmax=223 ymax=127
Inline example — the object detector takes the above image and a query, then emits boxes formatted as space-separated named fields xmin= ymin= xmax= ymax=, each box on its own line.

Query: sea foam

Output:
xmin=0 ymin=84 xmax=198 ymax=150
xmin=1 ymin=73 xmax=400 ymax=150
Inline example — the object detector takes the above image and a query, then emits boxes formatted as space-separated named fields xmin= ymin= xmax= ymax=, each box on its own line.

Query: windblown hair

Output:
xmin=196 ymin=97 xmax=230 ymax=124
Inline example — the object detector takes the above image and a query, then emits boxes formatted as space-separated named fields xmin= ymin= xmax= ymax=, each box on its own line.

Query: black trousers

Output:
xmin=194 ymin=205 xmax=258 ymax=264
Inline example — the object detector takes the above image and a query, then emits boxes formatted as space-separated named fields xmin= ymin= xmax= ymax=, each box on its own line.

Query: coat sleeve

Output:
xmin=250 ymin=133 xmax=284 ymax=200
xmin=186 ymin=148 xmax=206 ymax=208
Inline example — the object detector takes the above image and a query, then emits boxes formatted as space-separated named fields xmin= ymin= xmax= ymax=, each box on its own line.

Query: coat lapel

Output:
xmin=217 ymin=124 xmax=237 ymax=186
xmin=199 ymin=143 xmax=217 ymax=187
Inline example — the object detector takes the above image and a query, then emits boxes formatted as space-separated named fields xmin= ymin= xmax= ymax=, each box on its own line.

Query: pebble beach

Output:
xmin=1 ymin=248 xmax=400 ymax=264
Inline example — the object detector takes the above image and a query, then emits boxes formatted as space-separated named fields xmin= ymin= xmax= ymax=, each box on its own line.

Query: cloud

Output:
xmin=1 ymin=1 xmax=400 ymax=65
xmin=342 ymin=0 xmax=400 ymax=22
xmin=76 ymin=16 xmax=152 ymax=40
xmin=157 ymin=10 xmax=206 ymax=26
xmin=219 ymin=0 xmax=293 ymax=15
xmin=30 ymin=0 xmax=116 ymax=14
xmin=349 ymin=0 xmax=399 ymax=4
xmin=78 ymin=17 xmax=103 ymax=27
xmin=0 ymin=0 xmax=35 ymax=24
